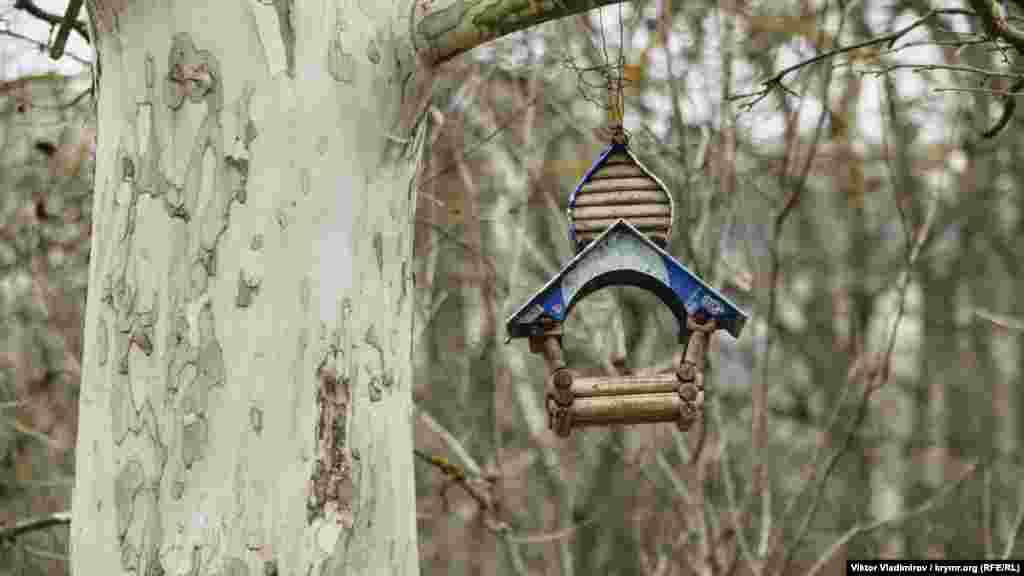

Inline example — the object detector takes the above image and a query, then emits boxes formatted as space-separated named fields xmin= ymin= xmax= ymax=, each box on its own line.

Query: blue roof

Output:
xmin=506 ymin=220 xmax=747 ymax=342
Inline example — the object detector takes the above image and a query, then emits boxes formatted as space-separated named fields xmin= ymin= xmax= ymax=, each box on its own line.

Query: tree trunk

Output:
xmin=71 ymin=1 xmax=423 ymax=573
xmin=70 ymin=1 xmax=626 ymax=575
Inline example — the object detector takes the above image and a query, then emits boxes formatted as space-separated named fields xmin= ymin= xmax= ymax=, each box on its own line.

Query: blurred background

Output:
xmin=1 ymin=0 xmax=92 ymax=573
xmin=2 ymin=1 xmax=1023 ymax=574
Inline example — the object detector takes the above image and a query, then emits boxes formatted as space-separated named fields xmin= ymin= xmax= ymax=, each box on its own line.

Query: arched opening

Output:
xmin=561 ymin=268 xmax=690 ymax=345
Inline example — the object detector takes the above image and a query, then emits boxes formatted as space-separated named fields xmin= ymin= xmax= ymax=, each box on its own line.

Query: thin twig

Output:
xmin=414 ymin=94 xmax=540 ymax=195
xmin=985 ymin=467 xmax=994 ymax=558
xmin=974 ymin=308 xmax=1024 ymax=332
xmin=730 ymin=11 xmax=939 ymax=108
xmin=1003 ymin=497 xmax=1024 ymax=559
xmin=49 ymin=0 xmax=84 ymax=59
xmin=758 ymin=9 xmax=843 ymax=565
xmin=967 ymin=0 xmax=1024 ymax=53
xmin=779 ymin=76 xmax=941 ymax=576
xmin=933 ymin=86 xmax=1024 ymax=95
xmin=505 ymin=516 xmax=597 ymax=544
xmin=982 ymin=75 xmax=1024 ymax=138
xmin=413 ymin=449 xmax=493 ymax=512
xmin=22 ymin=543 xmax=68 ymax=562
xmin=0 ymin=29 xmax=91 ymax=65
xmin=414 ymin=407 xmax=531 ymax=575
xmin=712 ymin=394 xmax=759 ymax=575
xmin=416 ymin=407 xmax=482 ymax=476
xmin=804 ymin=463 xmax=977 ymax=576
xmin=0 ymin=511 xmax=71 ymax=544
xmin=12 ymin=0 xmax=88 ymax=42
xmin=859 ymin=63 xmax=1020 ymax=79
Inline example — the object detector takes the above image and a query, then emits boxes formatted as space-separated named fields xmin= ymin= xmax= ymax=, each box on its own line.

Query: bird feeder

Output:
xmin=506 ymin=130 xmax=747 ymax=436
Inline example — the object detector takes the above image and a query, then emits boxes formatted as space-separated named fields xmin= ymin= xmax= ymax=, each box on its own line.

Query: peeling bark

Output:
xmin=74 ymin=2 xmax=421 ymax=574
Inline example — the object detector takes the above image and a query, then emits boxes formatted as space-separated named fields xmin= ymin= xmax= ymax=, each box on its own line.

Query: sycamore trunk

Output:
xmin=71 ymin=2 xmax=420 ymax=574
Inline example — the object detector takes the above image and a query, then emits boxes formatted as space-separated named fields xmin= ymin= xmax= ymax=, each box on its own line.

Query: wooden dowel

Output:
xmin=580 ymin=177 xmax=662 ymax=193
xmin=570 ymin=374 xmax=678 ymax=397
xmin=571 ymin=204 xmax=671 ymax=219
xmin=588 ymin=164 xmax=647 ymax=179
xmin=572 ymin=216 xmax=669 ymax=232
xmin=573 ymin=190 xmax=668 ymax=206
xmin=569 ymin=393 xmax=682 ymax=426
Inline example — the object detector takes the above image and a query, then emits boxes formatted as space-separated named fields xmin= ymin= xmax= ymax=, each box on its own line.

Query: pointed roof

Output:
xmin=506 ymin=220 xmax=747 ymax=342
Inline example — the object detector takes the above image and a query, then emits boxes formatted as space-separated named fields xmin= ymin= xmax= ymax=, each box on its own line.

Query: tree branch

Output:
xmin=0 ymin=29 xmax=90 ymax=65
xmin=414 ymin=0 xmax=630 ymax=66
xmin=778 ymin=85 xmax=941 ymax=575
xmin=982 ymin=75 xmax=1024 ymax=138
xmin=49 ymin=0 xmax=85 ymax=59
xmin=1003 ymin=496 xmax=1024 ymax=559
xmin=13 ymin=0 xmax=89 ymax=43
xmin=974 ymin=308 xmax=1024 ymax=332
xmin=414 ymin=406 xmax=530 ymax=575
xmin=967 ymin=0 xmax=1024 ymax=52
xmin=804 ymin=463 xmax=977 ymax=576
xmin=0 ymin=511 xmax=71 ymax=544
xmin=416 ymin=406 xmax=482 ymax=476
xmin=730 ymin=11 xmax=940 ymax=108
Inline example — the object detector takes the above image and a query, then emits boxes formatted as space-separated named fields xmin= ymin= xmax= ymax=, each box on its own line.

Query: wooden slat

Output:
xmin=589 ymin=164 xmax=647 ymax=179
xmin=572 ymin=204 xmax=671 ymax=219
xmin=577 ymin=231 xmax=669 ymax=243
xmin=571 ymin=374 xmax=678 ymax=397
xmin=569 ymin=393 xmax=682 ymax=426
xmin=573 ymin=190 xmax=668 ymax=206
xmin=572 ymin=216 xmax=669 ymax=231
xmin=580 ymin=178 xmax=663 ymax=193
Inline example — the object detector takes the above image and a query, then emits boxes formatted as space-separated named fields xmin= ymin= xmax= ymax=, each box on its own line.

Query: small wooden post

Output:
xmin=676 ymin=313 xmax=716 ymax=430
xmin=530 ymin=323 xmax=574 ymax=437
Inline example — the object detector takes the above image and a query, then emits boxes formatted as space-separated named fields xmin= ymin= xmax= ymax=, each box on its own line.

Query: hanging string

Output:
xmin=598 ymin=3 xmax=626 ymax=131
xmin=616 ymin=0 xmax=626 ymax=128
xmin=561 ymin=4 xmax=631 ymax=143
xmin=599 ymin=3 xmax=627 ymax=144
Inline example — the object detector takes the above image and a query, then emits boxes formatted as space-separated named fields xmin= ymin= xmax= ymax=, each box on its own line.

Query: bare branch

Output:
xmin=12 ymin=0 xmax=89 ymax=43
xmin=730 ymin=11 xmax=940 ymax=108
xmin=859 ymin=63 xmax=1019 ymax=79
xmin=974 ymin=308 xmax=1024 ymax=331
xmin=933 ymin=86 xmax=1024 ymax=95
xmin=0 ymin=511 xmax=71 ymax=544
xmin=416 ymin=407 xmax=482 ymax=476
xmin=413 ymin=448 xmax=493 ymax=511
xmin=983 ymin=75 xmax=1024 ymax=138
xmin=505 ymin=517 xmax=597 ymax=544
xmin=49 ymin=0 xmax=84 ymax=59
xmin=1003 ymin=497 xmax=1024 ymax=559
xmin=967 ymin=0 xmax=1024 ymax=52
xmin=779 ymin=80 xmax=941 ymax=574
xmin=0 ymin=29 xmax=90 ymax=65
xmin=758 ymin=13 xmax=843 ymax=568
xmin=711 ymin=396 xmax=760 ymax=576
xmin=414 ymin=407 xmax=531 ymax=575
xmin=804 ymin=463 xmax=977 ymax=576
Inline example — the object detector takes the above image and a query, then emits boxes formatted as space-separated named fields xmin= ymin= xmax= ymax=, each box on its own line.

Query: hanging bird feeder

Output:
xmin=506 ymin=129 xmax=747 ymax=437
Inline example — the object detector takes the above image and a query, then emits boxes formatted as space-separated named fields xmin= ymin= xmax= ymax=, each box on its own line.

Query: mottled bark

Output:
xmin=71 ymin=2 xmax=422 ymax=574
